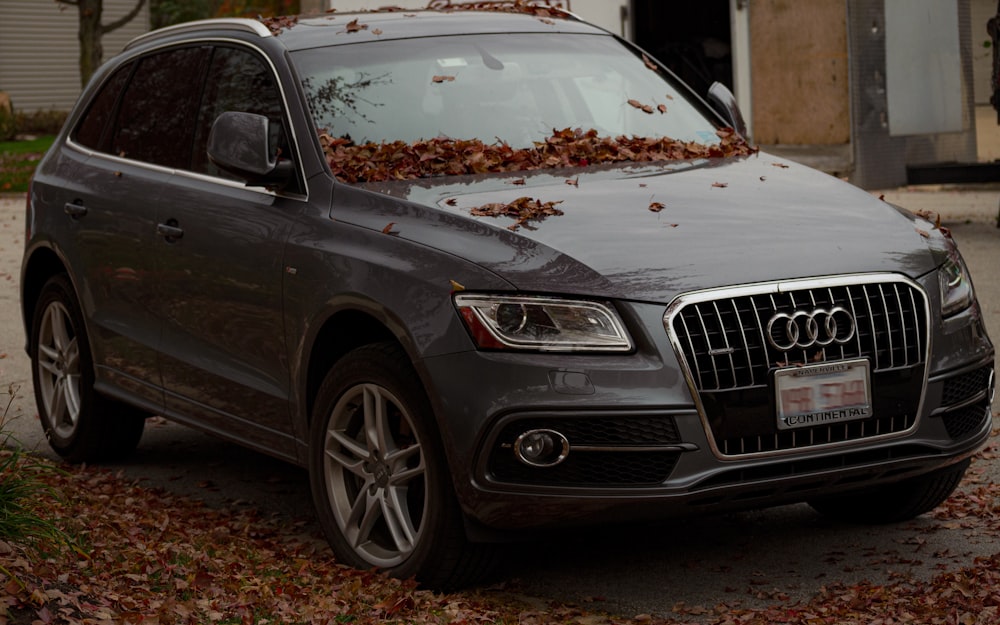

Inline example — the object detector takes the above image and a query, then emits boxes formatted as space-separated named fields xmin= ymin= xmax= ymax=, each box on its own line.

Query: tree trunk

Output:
xmin=77 ymin=0 xmax=103 ymax=88
xmin=60 ymin=0 xmax=148 ymax=88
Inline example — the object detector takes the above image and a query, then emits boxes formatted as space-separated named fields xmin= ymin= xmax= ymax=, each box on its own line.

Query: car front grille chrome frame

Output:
xmin=664 ymin=274 xmax=931 ymax=460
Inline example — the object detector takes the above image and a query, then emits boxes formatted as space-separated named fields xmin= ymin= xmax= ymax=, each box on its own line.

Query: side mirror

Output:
xmin=707 ymin=82 xmax=749 ymax=141
xmin=207 ymin=111 xmax=293 ymax=189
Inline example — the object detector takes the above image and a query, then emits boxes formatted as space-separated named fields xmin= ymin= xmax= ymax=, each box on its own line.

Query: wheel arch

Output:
xmin=302 ymin=304 xmax=415 ymax=431
xmin=20 ymin=246 xmax=72 ymax=348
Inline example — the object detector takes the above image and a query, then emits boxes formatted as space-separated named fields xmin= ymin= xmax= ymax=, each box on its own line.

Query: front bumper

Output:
xmin=420 ymin=280 xmax=994 ymax=533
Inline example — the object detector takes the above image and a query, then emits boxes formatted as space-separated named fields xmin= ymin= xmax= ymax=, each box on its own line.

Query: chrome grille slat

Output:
xmin=863 ymin=285 xmax=880 ymax=370
xmin=895 ymin=284 xmax=909 ymax=365
xmin=667 ymin=276 xmax=929 ymax=457
xmin=694 ymin=303 xmax=720 ymax=390
xmin=878 ymin=284 xmax=896 ymax=368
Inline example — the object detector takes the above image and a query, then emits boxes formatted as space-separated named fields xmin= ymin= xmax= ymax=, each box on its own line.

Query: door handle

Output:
xmin=156 ymin=221 xmax=184 ymax=241
xmin=64 ymin=202 xmax=87 ymax=218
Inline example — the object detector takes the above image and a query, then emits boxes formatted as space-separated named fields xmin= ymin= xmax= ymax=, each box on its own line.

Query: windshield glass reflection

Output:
xmin=292 ymin=33 xmax=719 ymax=148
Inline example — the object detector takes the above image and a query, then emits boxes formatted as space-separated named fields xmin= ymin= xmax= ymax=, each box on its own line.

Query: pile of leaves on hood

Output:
xmin=321 ymin=127 xmax=756 ymax=184
xmin=469 ymin=197 xmax=564 ymax=231
xmin=2 ymin=428 xmax=1000 ymax=624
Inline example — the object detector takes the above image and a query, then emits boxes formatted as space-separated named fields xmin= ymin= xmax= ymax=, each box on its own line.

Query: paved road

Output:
xmin=1 ymin=186 xmax=997 ymax=618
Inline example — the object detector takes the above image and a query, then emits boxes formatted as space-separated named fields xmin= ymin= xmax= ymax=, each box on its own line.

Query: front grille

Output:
xmin=487 ymin=415 xmax=682 ymax=486
xmin=668 ymin=276 xmax=929 ymax=457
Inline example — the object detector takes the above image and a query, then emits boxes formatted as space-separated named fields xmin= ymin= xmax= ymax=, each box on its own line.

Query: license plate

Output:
xmin=774 ymin=359 xmax=872 ymax=431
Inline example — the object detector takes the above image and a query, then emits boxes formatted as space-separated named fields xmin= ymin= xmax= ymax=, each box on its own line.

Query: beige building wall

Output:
xmin=749 ymin=0 xmax=850 ymax=145
xmin=0 ymin=0 xmax=150 ymax=112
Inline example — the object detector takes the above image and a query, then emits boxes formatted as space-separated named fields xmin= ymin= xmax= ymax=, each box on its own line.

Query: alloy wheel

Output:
xmin=322 ymin=382 xmax=428 ymax=567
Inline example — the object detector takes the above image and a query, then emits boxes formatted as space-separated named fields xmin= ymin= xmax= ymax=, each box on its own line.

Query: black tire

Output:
xmin=308 ymin=342 xmax=497 ymax=589
xmin=808 ymin=459 xmax=970 ymax=524
xmin=29 ymin=274 xmax=146 ymax=463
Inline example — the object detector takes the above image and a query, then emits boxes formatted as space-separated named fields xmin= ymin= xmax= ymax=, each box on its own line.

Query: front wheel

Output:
xmin=30 ymin=274 xmax=146 ymax=463
xmin=308 ymin=342 xmax=496 ymax=589
xmin=808 ymin=459 xmax=970 ymax=524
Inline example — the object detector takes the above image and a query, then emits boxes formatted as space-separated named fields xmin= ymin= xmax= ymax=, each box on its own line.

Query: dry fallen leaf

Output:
xmin=510 ymin=178 xmax=526 ymax=185
xmin=449 ymin=279 xmax=465 ymax=292
xmin=657 ymin=104 xmax=667 ymax=114
xmin=469 ymin=196 xmax=564 ymax=231
xmin=372 ymin=28 xmax=383 ymax=35
xmin=381 ymin=222 xmax=398 ymax=235
xmin=643 ymin=54 xmax=658 ymax=71
xmin=432 ymin=75 xmax=456 ymax=83
xmin=648 ymin=201 xmax=665 ymax=212
xmin=344 ymin=18 xmax=367 ymax=33
xmin=712 ymin=182 xmax=729 ymax=188
xmin=445 ymin=198 xmax=458 ymax=206
xmin=565 ymin=177 xmax=579 ymax=187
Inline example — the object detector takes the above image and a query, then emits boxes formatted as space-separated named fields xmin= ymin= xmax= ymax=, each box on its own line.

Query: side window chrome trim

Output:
xmin=78 ymin=36 xmax=309 ymax=200
xmin=65 ymin=137 xmax=307 ymax=202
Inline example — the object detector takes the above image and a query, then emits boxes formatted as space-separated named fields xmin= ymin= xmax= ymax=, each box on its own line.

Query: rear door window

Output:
xmin=74 ymin=63 xmax=133 ymax=151
xmin=110 ymin=46 xmax=211 ymax=168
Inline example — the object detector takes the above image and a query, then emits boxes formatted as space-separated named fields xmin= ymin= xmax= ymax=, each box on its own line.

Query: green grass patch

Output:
xmin=0 ymin=135 xmax=55 ymax=193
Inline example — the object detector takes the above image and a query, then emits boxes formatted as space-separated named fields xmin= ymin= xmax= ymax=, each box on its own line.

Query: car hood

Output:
xmin=344 ymin=154 xmax=945 ymax=304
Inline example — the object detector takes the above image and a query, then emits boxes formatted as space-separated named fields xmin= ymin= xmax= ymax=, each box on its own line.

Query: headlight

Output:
xmin=939 ymin=239 xmax=974 ymax=318
xmin=454 ymin=294 xmax=633 ymax=352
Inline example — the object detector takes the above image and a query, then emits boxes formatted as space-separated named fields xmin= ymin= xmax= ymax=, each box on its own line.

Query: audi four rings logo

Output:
xmin=766 ymin=307 xmax=856 ymax=351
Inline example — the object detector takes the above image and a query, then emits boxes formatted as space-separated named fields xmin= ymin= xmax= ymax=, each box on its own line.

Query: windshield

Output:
xmin=291 ymin=32 xmax=720 ymax=149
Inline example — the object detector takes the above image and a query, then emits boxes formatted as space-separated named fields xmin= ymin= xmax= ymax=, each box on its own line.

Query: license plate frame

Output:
xmin=774 ymin=359 xmax=873 ymax=431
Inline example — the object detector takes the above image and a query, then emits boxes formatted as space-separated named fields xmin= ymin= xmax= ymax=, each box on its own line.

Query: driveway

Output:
xmin=1 ymin=186 xmax=998 ymax=618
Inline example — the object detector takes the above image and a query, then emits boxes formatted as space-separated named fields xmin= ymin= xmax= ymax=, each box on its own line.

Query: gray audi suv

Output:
xmin=20 ymin=6 xmax=995 ymax=588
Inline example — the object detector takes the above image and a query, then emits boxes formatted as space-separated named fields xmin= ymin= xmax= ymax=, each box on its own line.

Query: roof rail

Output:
xmin=124 ymin=18 xmax=271 ymax=51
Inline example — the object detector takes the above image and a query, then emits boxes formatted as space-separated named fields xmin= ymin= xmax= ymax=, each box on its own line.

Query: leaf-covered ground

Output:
xmin=1 ymin=424 xmax=998 ymax=625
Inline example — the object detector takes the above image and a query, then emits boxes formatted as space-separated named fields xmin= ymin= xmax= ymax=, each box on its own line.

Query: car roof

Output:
xmin=125 ymin=10 xmax=610 ymax=53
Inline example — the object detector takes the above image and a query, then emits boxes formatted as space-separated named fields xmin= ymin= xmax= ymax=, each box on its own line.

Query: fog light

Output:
xmin=514 ymin=429 xmax=569 ymax=467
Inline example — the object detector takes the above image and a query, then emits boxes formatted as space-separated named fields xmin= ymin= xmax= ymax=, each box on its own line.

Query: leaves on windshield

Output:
xmin=627 ymin=99 xmax=654 ymax=114
xmin=648 ymin=201 xmax=665 ymax=212
xmin=642 ymin=54 xmax=658 ymax=71
xmin=432 ymin=75 xmax=456 ymax=83
xmin=321 ymin=127 xmax=755 ymax=183
xmin=469 ymin=197 xmax=564 ymax=231
xmin=428 ymin=0 xmax=569 ymax=19
xmin=259 ymin=15 xmax=298 ymax=35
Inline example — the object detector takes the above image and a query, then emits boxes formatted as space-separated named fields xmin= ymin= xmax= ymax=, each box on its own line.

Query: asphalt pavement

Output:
xmin=1 ymin=184 xmax=998 ymax=618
